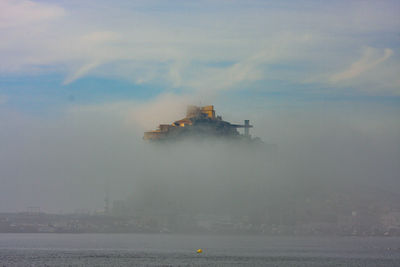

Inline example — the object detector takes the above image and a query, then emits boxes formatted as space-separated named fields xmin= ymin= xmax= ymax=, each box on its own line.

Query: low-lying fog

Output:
xmin=0 ymin=100 xmax=399 ymax=220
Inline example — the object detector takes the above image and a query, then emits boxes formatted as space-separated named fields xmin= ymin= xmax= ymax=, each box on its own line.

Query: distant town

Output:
xmin=1 ymin=204 xmax=399 ymax=236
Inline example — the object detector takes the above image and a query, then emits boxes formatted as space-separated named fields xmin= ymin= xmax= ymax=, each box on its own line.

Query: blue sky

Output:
xmin=0 ymin=0 xmax=399 ymax=116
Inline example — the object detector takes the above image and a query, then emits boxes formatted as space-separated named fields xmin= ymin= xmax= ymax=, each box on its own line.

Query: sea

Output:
xmin=0 ymin=233 xmax=399 ymax=266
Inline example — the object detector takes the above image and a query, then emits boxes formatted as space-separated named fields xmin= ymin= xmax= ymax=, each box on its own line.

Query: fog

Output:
xmin=0 ymin=101 xmax=399 ymax=227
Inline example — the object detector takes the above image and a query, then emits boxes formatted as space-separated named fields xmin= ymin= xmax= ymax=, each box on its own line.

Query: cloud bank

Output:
xmin=0 ymin=0 xmax=399 ymax=215
xmin=0 ymin=101 xmax=399 ymax=213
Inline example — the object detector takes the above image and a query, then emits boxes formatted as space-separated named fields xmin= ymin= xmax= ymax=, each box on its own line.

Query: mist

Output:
xmin=1 ymin=100 xmax=399 ymax=230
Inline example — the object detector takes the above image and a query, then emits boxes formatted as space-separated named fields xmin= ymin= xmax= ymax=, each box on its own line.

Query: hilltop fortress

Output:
xmin=144 ymin=105 xmax=261 ymax=142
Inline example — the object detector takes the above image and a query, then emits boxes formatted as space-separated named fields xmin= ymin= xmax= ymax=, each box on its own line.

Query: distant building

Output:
xmin=381 ymin=212 xmax=400 ymax=234
xmin=144 ymin=105 xmax=259 ymax=142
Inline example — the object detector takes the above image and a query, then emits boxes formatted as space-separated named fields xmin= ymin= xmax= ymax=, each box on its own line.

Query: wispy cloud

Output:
xmin=63 ymin=61 xmax=102 ymax=85
xmin=0 ymin=0 xmax=65 ymax=28
xmin=330 ymin=47 xmax=393 ymax=82
xmin=0 ymin=0 xmax=399 ymax=96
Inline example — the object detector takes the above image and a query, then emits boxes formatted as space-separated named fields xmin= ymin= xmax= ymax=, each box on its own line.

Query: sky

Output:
xmin=0 ymin=0 xmax=399 ymax=213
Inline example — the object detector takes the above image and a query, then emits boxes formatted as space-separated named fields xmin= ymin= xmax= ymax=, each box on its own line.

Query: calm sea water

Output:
xmin=0 ymin=233 xmax=399 ymax=266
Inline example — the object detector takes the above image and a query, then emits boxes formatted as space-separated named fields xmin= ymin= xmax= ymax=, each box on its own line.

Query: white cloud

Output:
xmin=126 ymin=94 xmax=193 ymax=130
xmin=0 ymin=0 xmax=399 ymax=96
xmin=181 ymin=33 xmax=315 ymax=92
xmin=330 ymin=47 xmax=393 ymax=82
xmin=63 ymin=61 xmax=102 ymax=85
xmin=66 ymin=93 xmax=194 ymax=131
xmin=0 ymin=0 xmax=65 ymax=28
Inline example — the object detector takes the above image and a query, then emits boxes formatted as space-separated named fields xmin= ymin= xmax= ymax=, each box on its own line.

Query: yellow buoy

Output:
xmin=196 ymin=249 xmax=203 ymax=253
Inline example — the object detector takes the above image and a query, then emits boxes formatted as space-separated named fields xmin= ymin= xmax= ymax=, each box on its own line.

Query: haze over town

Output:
xmin=0 ymin=0 xmax=399 ymax=234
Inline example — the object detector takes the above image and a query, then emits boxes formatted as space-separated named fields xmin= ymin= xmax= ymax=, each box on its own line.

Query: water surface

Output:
xmin=0 ymin=233 xmax=399 ymax=266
